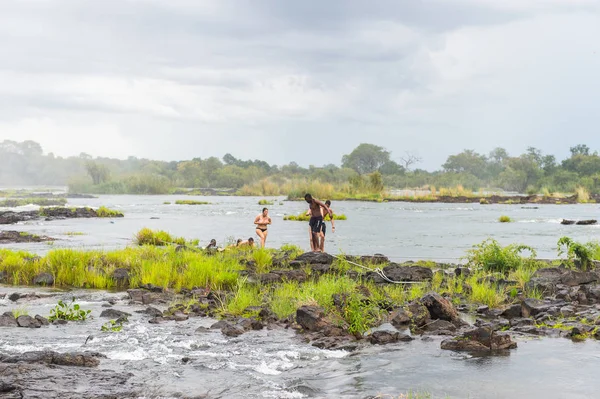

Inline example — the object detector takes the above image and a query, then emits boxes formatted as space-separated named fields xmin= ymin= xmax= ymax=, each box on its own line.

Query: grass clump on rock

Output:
xmin=175 ymin=200 xmax=210 ymax=205
xmin=0 ymin=198 xmax=67 ymax=207
xmin=258 ymin=199 xmax=274 ymax=205
xmin=134 ymin=227 xmax=198 ymax=247
xmin=283 ymin=213 xmax=347 ymax=221
xmin=498 ymin=215 xmax=512 ymax=223
xmin=96 ymin=206 xmax=124 ymax=217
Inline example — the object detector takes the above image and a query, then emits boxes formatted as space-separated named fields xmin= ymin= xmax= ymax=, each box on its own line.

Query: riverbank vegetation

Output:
xmin=174 ymin=200 xmax=210 ymax=205
xmin=2 ymin=229 xmax=600 ymax=335
xmin=4 ymin=140 xmax=600 ymax=199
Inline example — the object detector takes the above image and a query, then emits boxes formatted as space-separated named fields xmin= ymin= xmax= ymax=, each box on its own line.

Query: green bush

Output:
xmin=465 ymin=238 xmax=536 ymax=273
xmin=498 ymin=215 xmax=512 ymax=223
xmin=557 ymin=236 xmax=598 ymax=270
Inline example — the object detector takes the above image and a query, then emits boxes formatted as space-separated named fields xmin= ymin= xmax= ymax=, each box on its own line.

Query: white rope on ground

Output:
xmin=329 ymin=254 xmax=424 ymax=285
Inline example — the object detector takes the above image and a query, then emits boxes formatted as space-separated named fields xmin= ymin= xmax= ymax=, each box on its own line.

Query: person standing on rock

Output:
xmin=254 ymin=207 xmax=272 ymax=248
xmin=318 ymin=200 xmax=335 ymax=252
xmin=304 ymin=193 xmax=332 ymax=252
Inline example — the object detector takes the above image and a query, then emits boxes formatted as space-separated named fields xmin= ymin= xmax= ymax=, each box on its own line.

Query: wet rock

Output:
xmin=521 ymin=298 xmax=553 ymax=318
xmin=368 ymin=265 xmax=433 ymax=283
xmin=2 ymin=351 xmax=105 ymax=367
xmin=17 ymin=315 xmax=41 ymax=328
xmin=171 ymin=311 xmax=189 ymax=322
xmin=420 ymin=292 xmax=459 ymax=321
xmin=237 ymin=317 xmax=264 ymax=331
xmin=112 ymin=268 xmax=130 ymax=286
xmin=34 ymin=315 xmax=49 ymax=326
xmin=290 ymin=252 xmax=334 ymax=268
xmin=148 ymin=317 xmax=168 ymax=324
xmin=127 ymin=289 xmax=160 ymax=304
xmin=477 ymin=305 xmax=489 ymax=314
xmin=139 ymin=283 xmax=164 ymax=293
xmin=99 ymin=309 xmax=131 ymax=319
xmin=0 ymin=230 xmax=55 ymax=244
xmin=441 ymin=326 xmax=517 ymax=352
xmin=52 ymin=319 xmax=68 ymax=325
xmin=510 ymin=318 xmax=535 ymax=327
xmin=0 ymin=210 xmax=40 ymax=224
xmin=258 ymin=307 xmax=278 ymax=323
xmin=390 ymin=308 xmax=411 ymax=328
xmin=139 ymin=306 xmax=163 ymax=318
xmin=8 ymin=293 xmax=20 ymax=302
xmin=210 ymin=320 xmax=229 ymax=329
xmin=368 ymin=331 xmax=413 ymax=345
xmin=501 ymin=304 xmax=522 ymax=319
xmin=0 ymin=314 xmax=18 ymax=327
xmin=221 ymin=321 xmax=245 ymax=337
xmin=560 ymin=305 xmax=576 ymax=317
xmin=406 ymin=301 xmax=431 ymax=329
xmin=528 ymin=267 xmax=600 ymax=294
xmin=296 ymin=305 xmax=329 ymax=332
xmin=424 ymin=319 xmax=457 ymax=333
xmin=311 ymin=336 xmax=360 ymax=351
xmin=195 ymin=326 xmax=211 ymax=333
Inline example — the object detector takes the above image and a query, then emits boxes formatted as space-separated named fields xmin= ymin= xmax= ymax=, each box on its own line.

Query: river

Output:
xmin=1 ymin=194 xmax=599 ymax=261
xmin=2 ymin=195 xmax=600 ymax=398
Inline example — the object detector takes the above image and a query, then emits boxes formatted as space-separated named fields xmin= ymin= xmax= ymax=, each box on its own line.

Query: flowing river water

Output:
xmin=2 ymin=194 xmax=600 ymax=398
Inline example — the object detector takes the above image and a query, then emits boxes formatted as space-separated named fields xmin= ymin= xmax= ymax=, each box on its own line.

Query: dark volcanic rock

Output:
xmin=220 ymin=321 xmax=245 ymax=337
xmin=17 ymin=315 xmax=41 ymax=328
xmin=257 ymin=273 xmax=282 ymax=284
xmin=420 ymin=292 xmax=459 ymax=321
xmin=289 ymin=252 xmax=334 ymax=268
xmin=441 ymin=327 xmax=517 ymax=352
xmin=32 ymin=272 xmax=54 ymax=286
xmin=390 ymin=308 xmax=411 ymax=328
xmin=296 ymin=305 xmax=329 ymax=332
xmin=99 ymin=309 xmax=131 ymax=319
xmin=368 ymin=264 xmax=433 ymax=283
xmin=141 ymin=306 xmax=163 ymax=318
xmin=521 ymin=298 xmax=553 ymax=318
xmin=424 ymin=319 xmax=457 ymax=333
xmin=501 ymin=304 xmax=522 ymax=319
xmin=8 ymin=293 xmax=20 ymax=302
xmin=368 ymin=330 xmax=413 ymax=345
xmin=112 ymin=268 xmax=130 ymax=286
xmin=0 ymin=314 xmax=18 ymax=327
xmin=0 ymin=210 xmax=40 ymax=224
xmin=527 ymin=267 xmax=600 ymax=294
xmin=0 ymin=230 xmax=54 ymax=244
xmin=406 ymin=301 xmax=431 ymax=329
xmin=271 ymin=269 xmax=308 ymax=283
xmin=2 ymin=351 xmax=105 ymax=367
xmin=35 ymin=315 xmax=49 ymax=326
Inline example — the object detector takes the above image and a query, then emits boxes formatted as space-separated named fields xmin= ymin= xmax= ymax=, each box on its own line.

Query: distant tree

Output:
xmin=223 ymin=153 xmax=238 ymax=165
xmin=85 ymin=161 xmax=110 ymax=185
xmin=399 ymin=151 xmax=422 ymax=171
xmin=342 ymin=143 xmax=391 ymax=174
xmin=570 ymin=144 xmax=591 ymax=157
xmin=442 ymin=150 xmax=488 ymax=179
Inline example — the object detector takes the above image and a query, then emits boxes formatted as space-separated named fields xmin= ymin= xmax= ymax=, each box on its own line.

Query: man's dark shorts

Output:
xmin=309 ymin=216 xmax=323 ymax=233
xmin=320 ymin=221 xmax=327 ymax=236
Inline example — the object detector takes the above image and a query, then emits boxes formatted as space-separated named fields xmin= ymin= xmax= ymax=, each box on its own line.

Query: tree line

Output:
xmin=1 ymin=140 xmax=599 ymax=194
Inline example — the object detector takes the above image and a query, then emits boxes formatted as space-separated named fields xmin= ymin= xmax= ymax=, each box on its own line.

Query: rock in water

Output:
xmin=99 ymin=309 xmax=131 ymax=319
xmin=441 ymin=327 xmax=517 ymax=352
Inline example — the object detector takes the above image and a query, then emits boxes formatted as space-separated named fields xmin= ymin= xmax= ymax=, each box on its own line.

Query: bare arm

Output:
xmin=330 ymin=209 xmax=335 ymax=231
xmin=254 ymin=215 xmax=261 ymax=225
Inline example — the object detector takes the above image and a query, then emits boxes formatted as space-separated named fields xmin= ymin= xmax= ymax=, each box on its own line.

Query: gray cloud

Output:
xmin=0 ymin=0 xmax=599 ymax=168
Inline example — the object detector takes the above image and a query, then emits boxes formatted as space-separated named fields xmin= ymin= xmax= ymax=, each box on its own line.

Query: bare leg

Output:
xmin=308 ymin=227 xmax=314 ymax=251
xmin=319 ymin=232 xmax=325 ymax=252
xmin=311 ymin=232 xmax=320 ymax=252
xmin=255 ymin=229 xmax=266 ymax=248
xmin=262 ymin=230 xmax=268 ymax=248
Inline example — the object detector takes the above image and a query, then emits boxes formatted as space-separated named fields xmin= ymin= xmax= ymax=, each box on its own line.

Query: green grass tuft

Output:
xmin=175 ymin=200 xmax=210 ymax=205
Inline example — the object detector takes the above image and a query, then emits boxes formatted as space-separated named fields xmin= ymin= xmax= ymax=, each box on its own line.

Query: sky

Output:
xmin=1 ymin=0 xmax=599 ymax=170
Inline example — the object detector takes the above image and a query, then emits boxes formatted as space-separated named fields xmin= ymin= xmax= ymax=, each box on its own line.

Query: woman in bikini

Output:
xmin=254 ymin=207 xmax=272 ymax=248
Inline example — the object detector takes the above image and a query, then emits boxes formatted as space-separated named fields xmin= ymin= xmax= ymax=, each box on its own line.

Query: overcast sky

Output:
xmin=1 ymin=0 xmax=599 ymax=170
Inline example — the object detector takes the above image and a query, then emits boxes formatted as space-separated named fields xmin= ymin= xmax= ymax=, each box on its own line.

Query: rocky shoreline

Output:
xmin=2 ymin=250 xmax=600 ymax=397
xmin=0 ymin=207 xmax=123 ymax=225
xmin=0 ymin=231 xmax=55 ymax=244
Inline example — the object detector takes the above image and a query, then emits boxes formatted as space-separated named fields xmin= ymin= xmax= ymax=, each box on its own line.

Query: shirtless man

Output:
xmin=318 ymin=200 xmax=335 ymax=252
xmin=239 ymin=237 xmax=255 ymax=248
xmin=304 ymin=193 xmax=332 ymax=252
xmin=254 ymin=207 xmax=272 ymax=248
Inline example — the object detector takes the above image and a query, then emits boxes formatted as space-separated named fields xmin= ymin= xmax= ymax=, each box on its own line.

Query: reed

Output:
xmin=575 ymin=186 xmax=590 ymax=203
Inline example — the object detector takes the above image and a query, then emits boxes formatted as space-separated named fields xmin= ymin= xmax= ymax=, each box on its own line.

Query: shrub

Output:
xmin=465 ymin=238 xmax=536 ymax=273
xmin=557 ymin=236 xmax=597 ymax=270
